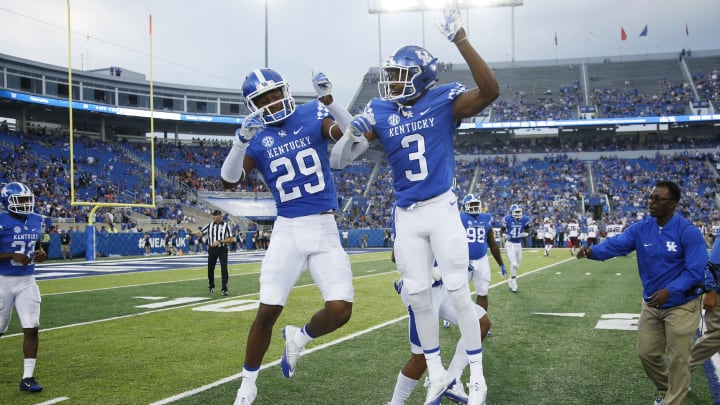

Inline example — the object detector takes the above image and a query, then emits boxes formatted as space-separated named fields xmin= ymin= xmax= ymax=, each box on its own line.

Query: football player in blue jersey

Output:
xmin=221 ymin=68 xmax=355 ymax=405
xmin=0 ymin=182 xmax=47 ymax=393
xmin=501 ymin=204 xmax=530 ymax=293
xmin=330 ymin=8 xmax=498 ymax=405
xmin=461 ymin=194 xmax=506 ymax=312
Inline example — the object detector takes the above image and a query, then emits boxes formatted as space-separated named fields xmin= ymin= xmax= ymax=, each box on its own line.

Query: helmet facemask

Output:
xmin=379 ymin=65 xmax=423 ymax=103
xmin=2 ymin=182 xmax=35 ymax=215
xmin=247 ymin=90 xmax=296 ymax=125
xmin=463 ymin=194 xmax=482 ymax=215
xmin=8 ymin=194 xmax=34 ymax=214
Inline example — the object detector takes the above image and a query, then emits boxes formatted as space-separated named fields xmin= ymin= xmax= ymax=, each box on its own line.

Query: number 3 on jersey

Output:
xmin=401 ymin=133 xmax=428 ymax=182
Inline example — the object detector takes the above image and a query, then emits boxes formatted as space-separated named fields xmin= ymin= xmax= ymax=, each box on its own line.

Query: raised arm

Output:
xmin=436 ymin=8 xmax=499 ymax=120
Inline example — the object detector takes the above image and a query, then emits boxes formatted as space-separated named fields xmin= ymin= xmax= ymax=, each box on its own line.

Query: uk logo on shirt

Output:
xmin=666 ymin=241 xmax=678 ymax=252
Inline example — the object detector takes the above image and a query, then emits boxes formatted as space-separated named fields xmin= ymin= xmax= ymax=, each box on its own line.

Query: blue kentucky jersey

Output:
xmin=0 ymin=212 xmax=44 ymax=276
xmin=462 ymin=211 xmax=492 ymax=260
xmin=246 ymin=100 xmax=338 ymax=218
xmin=365 ymin=83 xmax=466 ymax=208
xmin=503 ymin=215 xmax=531 ymax=243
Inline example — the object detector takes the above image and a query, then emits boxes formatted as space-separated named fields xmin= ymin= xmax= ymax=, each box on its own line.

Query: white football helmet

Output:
xmin=463 ymin=194 xmax=482 ymax=215
xmin=510 ymin=204 xmax=522 ymax=219
xmin=1 ymin=182 xmax=35 ymax=215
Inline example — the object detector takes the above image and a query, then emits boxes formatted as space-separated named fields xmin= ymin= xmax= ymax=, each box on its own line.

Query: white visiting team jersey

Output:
xmin=567 ymin=222 xmax=580 ymax=237
xmin=587 ymin=224 xmax=598 ymax=238
xmin=606 ymin=223 xmax=624 ymax=237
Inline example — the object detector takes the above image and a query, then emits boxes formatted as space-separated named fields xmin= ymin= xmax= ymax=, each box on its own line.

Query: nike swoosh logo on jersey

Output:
xmin=450 ymin=200 xmax=457 ymax=206
xmin=420 ymin=108 xmax=431 ymax=116
xmin=293 ymin=126 xmax=304 ymax=135
xmin=643 ymin=243 xmax=653 ymax=247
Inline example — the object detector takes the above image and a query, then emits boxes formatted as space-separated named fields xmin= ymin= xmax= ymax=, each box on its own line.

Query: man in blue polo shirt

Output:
xmin=577 ymin=180 xmax=706 ymax=405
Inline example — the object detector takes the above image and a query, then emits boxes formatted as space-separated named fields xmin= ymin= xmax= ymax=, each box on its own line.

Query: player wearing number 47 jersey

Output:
xmin=501 ymin=204 xmax=531 ymax=293
xmin=221 ymin=68 xmax=355 ymax=405
xmin=331 ymin=8 xmax=499 ymax=405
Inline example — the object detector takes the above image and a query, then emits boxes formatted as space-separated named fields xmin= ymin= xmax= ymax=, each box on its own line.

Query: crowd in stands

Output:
xmin=3 ymin=124 xmax=720 ymax=240
xmin=1 ymin=64 xmax=719 ymax=249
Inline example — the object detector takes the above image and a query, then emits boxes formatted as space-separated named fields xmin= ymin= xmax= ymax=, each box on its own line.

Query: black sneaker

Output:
xmin=19 ymin=377 xmax=43 ymax=392
xmin=222 ymin=289 xmax=228 ymax=296
xmin=208 ymin=287 xmax=215 ymax=294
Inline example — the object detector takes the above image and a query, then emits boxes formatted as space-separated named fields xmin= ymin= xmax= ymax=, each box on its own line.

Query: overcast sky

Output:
xmin=1 ymin=0 xmax=718 ymax=105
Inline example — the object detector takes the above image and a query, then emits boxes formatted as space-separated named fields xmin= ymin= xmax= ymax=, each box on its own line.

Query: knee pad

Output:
xmin=442 ymin=271 xmax=469 ymax=292
xmin=447 ymin=283 xmax=473 ymax=311
xmin=407 ymin=287 xmax=432 ymax=313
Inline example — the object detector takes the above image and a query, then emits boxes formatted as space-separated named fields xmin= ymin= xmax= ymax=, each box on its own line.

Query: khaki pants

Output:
xmin=690 ymin=296 xmax=720 ymax=369
xmin=637 ymin=296 xmax=701 ymax=405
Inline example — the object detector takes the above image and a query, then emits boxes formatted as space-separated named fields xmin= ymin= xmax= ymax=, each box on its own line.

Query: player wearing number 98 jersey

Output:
xmin=221 ymin=68 xmax=355 ymax=405
xmin=461 ymin=194 xmax=505 ymax=313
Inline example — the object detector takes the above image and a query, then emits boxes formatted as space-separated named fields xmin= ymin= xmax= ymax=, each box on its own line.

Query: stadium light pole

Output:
xmin=368 ymin=0 xmax=523 ymax=65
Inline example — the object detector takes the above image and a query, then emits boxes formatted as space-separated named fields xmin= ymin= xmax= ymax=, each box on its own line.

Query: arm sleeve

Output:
xmin=220 ymin=139 xmax=247 ymax=184
xmin=325 ymin=101 xmax=353 ymax=132
xmin=329 ymin=131 xmax=369 ymax=170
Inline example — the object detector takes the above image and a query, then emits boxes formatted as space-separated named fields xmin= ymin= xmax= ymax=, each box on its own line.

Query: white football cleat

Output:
xmin=281 ymin=325 xmax=302 ymax=378
xmin=443 ymin=319 xmax=451 ymax=328
xmin=424 ymin=373 xmax=455 ymax=405
xmin=444 ymin=380 xmax=468 ymax=404
xmin=508 ymin=277 xmax=518 ymax=293
xmin=234 ymin=383 xmax=257 ymax=405
xmin=467 ymin=377 xmax=488 ymax=405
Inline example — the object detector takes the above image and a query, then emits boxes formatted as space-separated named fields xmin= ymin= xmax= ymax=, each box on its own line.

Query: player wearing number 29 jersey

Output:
xmin=244 ymin=101 xmax=338 ymax=217
xmin=221 ymin=68 xmax=354 ymax=405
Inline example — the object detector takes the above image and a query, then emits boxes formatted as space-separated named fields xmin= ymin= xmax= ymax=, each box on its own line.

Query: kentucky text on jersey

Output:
xmin=388 ymin=118 xmax=435 ymax=137
xmin=265 ymin=135 xmax=312 ymax=158
xmin=13 ymin=233 xmax=37 ymax=241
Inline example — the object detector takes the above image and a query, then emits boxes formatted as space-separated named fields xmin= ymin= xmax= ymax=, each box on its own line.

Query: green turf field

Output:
xmin=0 ymin=249 xmax=715 ymax=404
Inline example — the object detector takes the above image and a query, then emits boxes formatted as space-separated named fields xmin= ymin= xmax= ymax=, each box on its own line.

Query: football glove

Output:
xmin=500 ymin=264 xmax=507 ymax=278
xmin=238 ymin=110 xmax=265 ymax=142
xmin=348 ymin=113 xmax=375 ymax=139
xmin=311 ymin=70 xmax=332 ymax=97
xmin=435 ymin=7 xmax=463 ymax=42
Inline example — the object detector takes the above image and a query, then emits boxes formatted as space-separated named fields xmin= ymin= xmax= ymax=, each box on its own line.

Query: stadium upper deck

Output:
xmin=0 ymin=49 xmax=718 ymax=142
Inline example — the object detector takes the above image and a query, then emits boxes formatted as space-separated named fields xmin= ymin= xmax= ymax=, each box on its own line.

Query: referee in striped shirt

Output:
xmin=198 ymin=210 xmax=235 ymax=295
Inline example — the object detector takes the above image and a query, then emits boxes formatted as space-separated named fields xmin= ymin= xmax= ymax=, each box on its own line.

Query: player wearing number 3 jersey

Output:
xmin=221 ymin=68 xmax=355 ymax=405
xmin=330 ymin=8 xmax=499 ymax=404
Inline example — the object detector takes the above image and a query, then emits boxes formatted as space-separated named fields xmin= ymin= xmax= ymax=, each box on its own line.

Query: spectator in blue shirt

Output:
xmin=576 ymin=180 xmax=705 ymax=405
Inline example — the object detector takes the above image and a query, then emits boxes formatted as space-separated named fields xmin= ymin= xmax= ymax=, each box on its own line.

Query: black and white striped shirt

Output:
xmin=200 ymin=221 xmax=233 ymax=247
